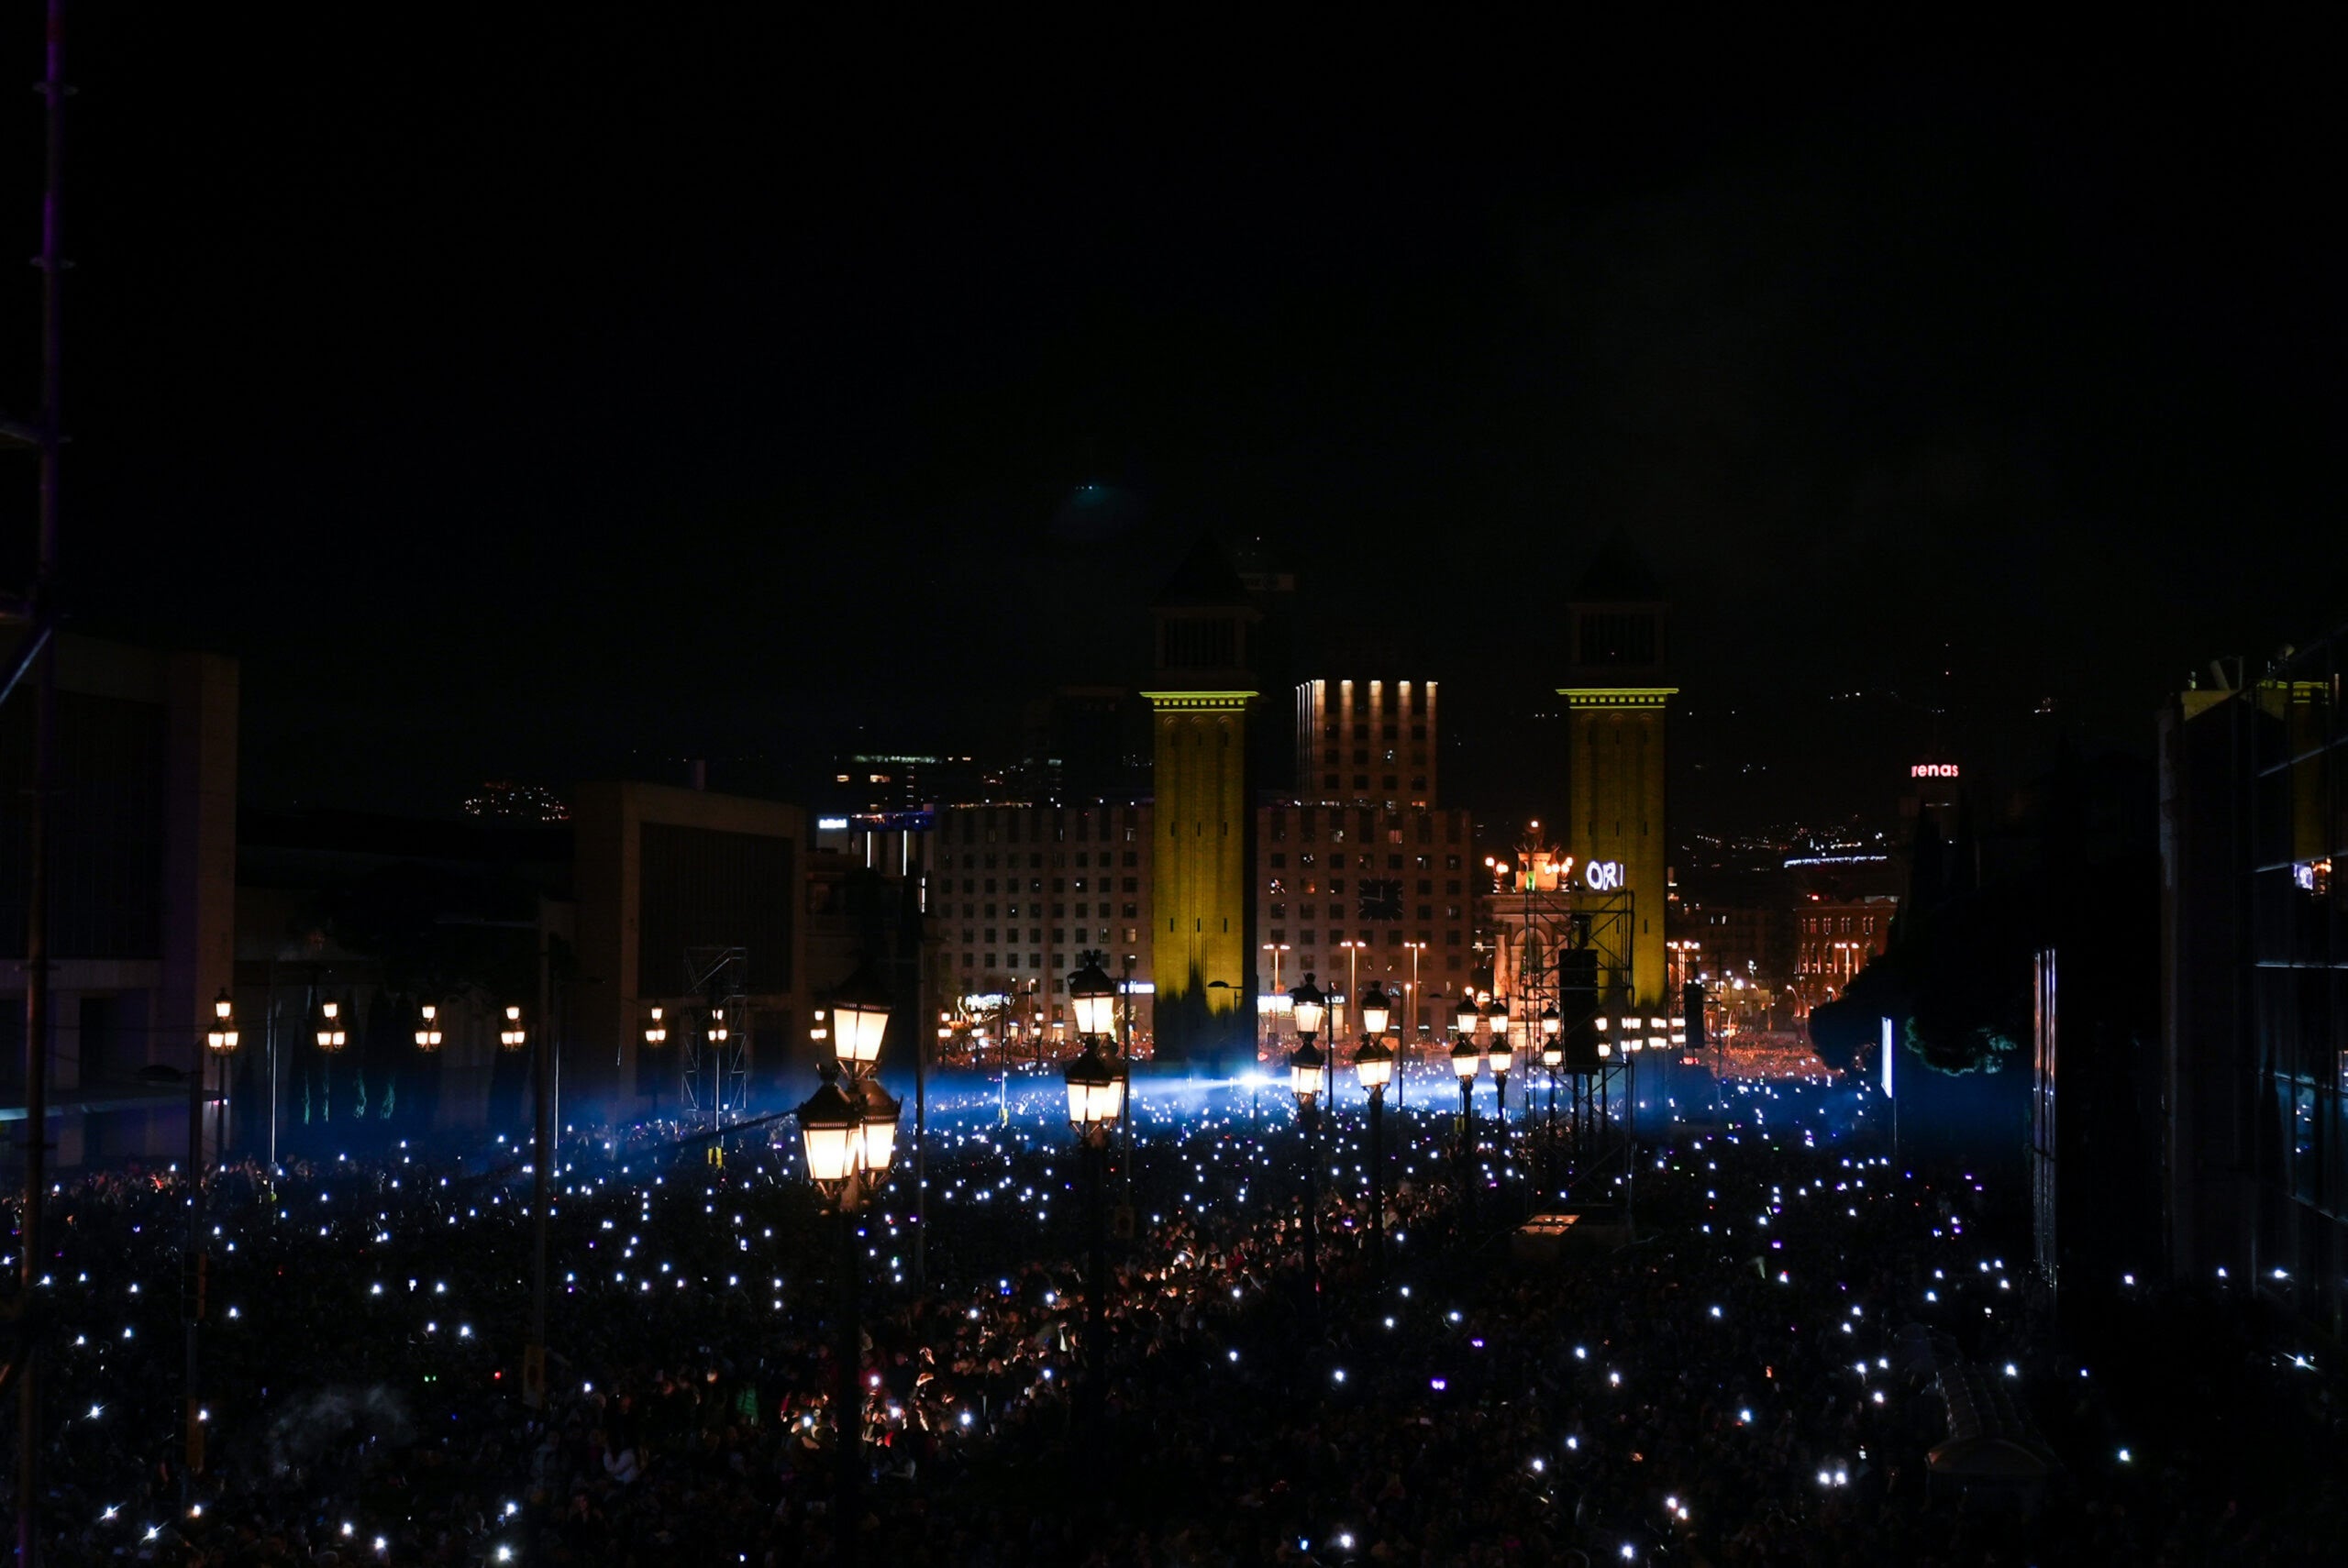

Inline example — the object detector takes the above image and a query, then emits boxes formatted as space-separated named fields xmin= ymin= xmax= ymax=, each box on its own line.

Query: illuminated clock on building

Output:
xmin=1357 ymin=878 xmax=1403 ymax=921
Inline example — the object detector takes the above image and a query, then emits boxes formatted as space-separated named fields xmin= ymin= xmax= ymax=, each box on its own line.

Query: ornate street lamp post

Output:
xmin=1539 ymin=1003 xmax=1562 ymax=1187
xmin=1287 ymin=973 xmax=1326 ymax=1315
xmin=1450 ymin=997 xmax=1482 ymax=1217
xmin=1351 ymin=980 xmax=1394 ymax=1278
xmin=1488 ymin=999 xmax=1513 ymax=1175
xmin=1063 ymin=953 xmax=1124 ymax=1439
xmin=795 ymin=968 xmax=900 ymax=1567
xmin=640 ymin=1005 xmax=667 ymax=1121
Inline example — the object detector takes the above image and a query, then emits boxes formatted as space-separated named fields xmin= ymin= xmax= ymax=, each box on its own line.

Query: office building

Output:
xmin=2160 ymin=633 xmax=2347 ymax=1340
xmin=1293 ymin=679 xmax=1441 ymax=808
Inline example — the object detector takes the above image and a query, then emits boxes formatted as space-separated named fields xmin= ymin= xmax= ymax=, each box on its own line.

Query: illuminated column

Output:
xmin=1561 ymin=535 xmax=1674 ymax=1010
xmin=1145 ymin=537 xmax=1260 ymax=1064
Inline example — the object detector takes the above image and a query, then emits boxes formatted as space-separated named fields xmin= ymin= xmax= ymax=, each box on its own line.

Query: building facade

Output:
xmin=1257 ymin=802 xmax=1475 ymax=1053
xmin=1292 ymin=678 xmax=1440 ymax=808
xmin=1792 ymin=894 xmax=1898 ymax=1018
xmin=2160 ymin=635 xmax=2348 ymax=1342
xmin=1 ymin=631 xmax=238 ymax=1169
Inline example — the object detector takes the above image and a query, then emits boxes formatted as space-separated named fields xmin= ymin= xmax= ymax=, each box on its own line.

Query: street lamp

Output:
xmin=1352 ymin=980 xmax=1394 ymax=1277
xmin=316 ymin=999 xmax=347 ymax=1053
xmin=1063 ymin=956 xmax=1125 ymax=1441
xmin=1288 ymin=973 xmax=1327 ymax=1314
xmin=795 ymin=966 xmax=900 ymax=1562
xmin=640 ymin=1007 xmax=667 ymax=1120
xmin=1488 ymin=1003 xmax=1514 ymax=1171
xmin=1451 ymin=998 xmax=1481 ymax=1209
xmin=1539 ymin=1004 xmax=1562 ymax=1159
xmin=498 ymin=1004 xmax=525 ymax=1051
xmin=413 ymin=1003 xmax=443 ymax=1052
xmin=205 ymin=988 xmax=238 ymax=1166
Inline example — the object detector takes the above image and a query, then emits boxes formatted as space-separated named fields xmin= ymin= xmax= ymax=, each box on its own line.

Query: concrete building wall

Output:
xmin=571 ymin=781 xmax=806 ymax=1117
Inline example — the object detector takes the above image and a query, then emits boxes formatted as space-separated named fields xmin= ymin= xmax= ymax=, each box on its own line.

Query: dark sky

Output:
xmin=6 ymin=18 xmax=2340 ymax=832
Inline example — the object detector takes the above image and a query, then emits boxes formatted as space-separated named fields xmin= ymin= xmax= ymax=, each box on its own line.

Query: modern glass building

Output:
xmin=2161 ymin=626 xmax=2346 ymax=1341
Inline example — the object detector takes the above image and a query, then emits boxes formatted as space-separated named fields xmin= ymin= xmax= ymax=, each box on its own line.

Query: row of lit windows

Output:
xmin=966 ymin=927 xmax=1132 ymax=948
xmin=1271 ymin=901 xmax=1460 ymax=920
xmin=1267 ymin=853 xmax=1462 ymax=871
xmin=946 ymin=878 xmax=1140 ymax=897
xmin=1265 ymin=810 xmax=1465 ymax=845
xmin=947 ymin=809 xmax=1145 ymax=845
xmin=1322 ymin=747 xmax=1428 ymax=766
xmin=1801 ymin=913 xmax=1882 ymax=934
xmin=946 ymin=850 xmax=1141 ymax=870
xmin=955 ymin=898 xmax=1138 ymax=918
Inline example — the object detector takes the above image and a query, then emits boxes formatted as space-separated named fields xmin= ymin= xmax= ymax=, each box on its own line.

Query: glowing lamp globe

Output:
xmin=795 ymin=1067 xmax=860 ymax=1191
xmin=1542 ymin=1041 xmax=1564 ymax=1069
xmin=415 ymin=1002 xmax=443 ymax=1052
xmin=214 ymin=988 xmax=233 ymax=1023
xmin=317 ymin=1000 xmax=348 ymax=1053
xmin=1063 ymin=1042 xmax=1124 ymax=1130
xmin=1488 ymin=1039 xmax=1513 ymax=1077
xmin=1353 ymin=1036 xmax=1395 ymax=1092
xmin=642 ymin=1006 xmax=667 ymax=1047
xmin=1450 ymin=1037 xmax=1481 ymax=1079
xmin=1067 ymin=957 xmax=1117 ymax=1042
xmin=1454 ymin=998 xmax=1481 ymax=1041
xmin=1288 ymin=1038 xmax=1327 ymax=1107
xmin=1540 ymin=1003 xmax=1560 ymax=1040
xmin=1358 ymin=980 xmax=1391 ymax=1037
xmin=1290 ymin=975 xmax=1327 ymax=1043
xmin=830 ymin=959 xmax=892 ymax=1070
xmin=853 ymin=1075 xmax=902 ymax=1178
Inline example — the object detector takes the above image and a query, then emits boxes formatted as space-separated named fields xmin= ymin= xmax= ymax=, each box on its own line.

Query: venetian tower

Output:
xmin=1145 ymin=537 xmax=1260 ymax=1067
xmin=1560 ymin=534 xmax=1675 ymax=1010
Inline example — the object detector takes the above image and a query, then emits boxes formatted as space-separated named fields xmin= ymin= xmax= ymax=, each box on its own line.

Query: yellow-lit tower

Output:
xmin=1560 ymin=534 xmax=1675 ymax=1010
xmin=1144 ymin=538 xmax=1260 ymax=1066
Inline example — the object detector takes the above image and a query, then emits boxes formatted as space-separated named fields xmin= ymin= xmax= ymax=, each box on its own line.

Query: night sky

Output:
xmin=6 ymin=18 xmax=2339 ymax=834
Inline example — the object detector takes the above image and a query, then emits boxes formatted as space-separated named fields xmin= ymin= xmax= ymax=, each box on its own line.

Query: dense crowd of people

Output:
xmin=2 ymin=1071 xmax=2339 ymax=1564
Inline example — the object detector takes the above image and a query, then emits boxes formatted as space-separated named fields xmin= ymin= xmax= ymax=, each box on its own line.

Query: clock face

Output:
xmin=1357 ymin=878 xmax=1403 ymax=922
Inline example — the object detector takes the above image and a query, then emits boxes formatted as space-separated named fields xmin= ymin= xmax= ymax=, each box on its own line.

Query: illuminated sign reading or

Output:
xmin=1584 ymin=860 xmax=1624 ymax=891
xmin=1911 ymin=764 xmax=1960 ymax=778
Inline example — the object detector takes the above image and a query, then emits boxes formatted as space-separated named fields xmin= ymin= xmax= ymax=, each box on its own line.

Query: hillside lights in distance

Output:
xmin=316 ymin=1000 xmax=348 ymax=1053
xmin=414 ymin=1003 xmax=443 ymax=1052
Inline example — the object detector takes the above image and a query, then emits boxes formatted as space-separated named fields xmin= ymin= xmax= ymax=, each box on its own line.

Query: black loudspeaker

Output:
xmin=1562 ymin=948 xmax=1601 ymax=1071
xmin=1684 ymin=980 xmax=1707 ymax=1055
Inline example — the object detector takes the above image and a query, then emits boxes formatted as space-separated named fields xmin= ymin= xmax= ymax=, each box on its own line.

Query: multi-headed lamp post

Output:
xmin=1450 ymin=997 xmax=1482 ymax=1210
xmin=1286 ymin=973 xmax=1327 ymax=1312
xmin=640 ymin=1005 xmax=667 ymax=1120
xmin=187 ymin=989 xmax=239 ymax=1483
xmin=1062 ymin=955 xmax=1125 ymax=1436
xmin=1350 ymin=979 xmax=1394 ymax=1277
xmin=1488 ymin=999 xmax=1513 ymax=1170
xmin=1539 ymin=1003 xmax=1563 ymax=1179
xmin=795 ymin=970 xmax=900 ymax=1565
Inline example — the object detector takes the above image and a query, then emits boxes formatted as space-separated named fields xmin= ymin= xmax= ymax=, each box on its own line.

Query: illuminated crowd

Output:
xmin=2 ymin=1068 xmax=2339 ymax=1564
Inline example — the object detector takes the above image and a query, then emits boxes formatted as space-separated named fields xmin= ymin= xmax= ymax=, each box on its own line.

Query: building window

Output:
xmin=1270 ymin=852 xmax=1287 ymax=868
xmin=1446 ymin=955 xmax=1462 ymax=971
xmin=962 ymin=952 xmax=974 ymax=968
xmin=1270 ymin=903 xmax=1286 ymax=919
xmin=1300 ymin=931 xmax=1316 ymax=946
xmin=1124 ymin=878 xmax=1137 ymax=892
xmin=1272 ymin=929 xmax=1286 ymax=943
xmin=1324 ymin=774 xmax=1341 ymax=790
xmin=1123 ymin=903 xmax=1137 ymax=918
